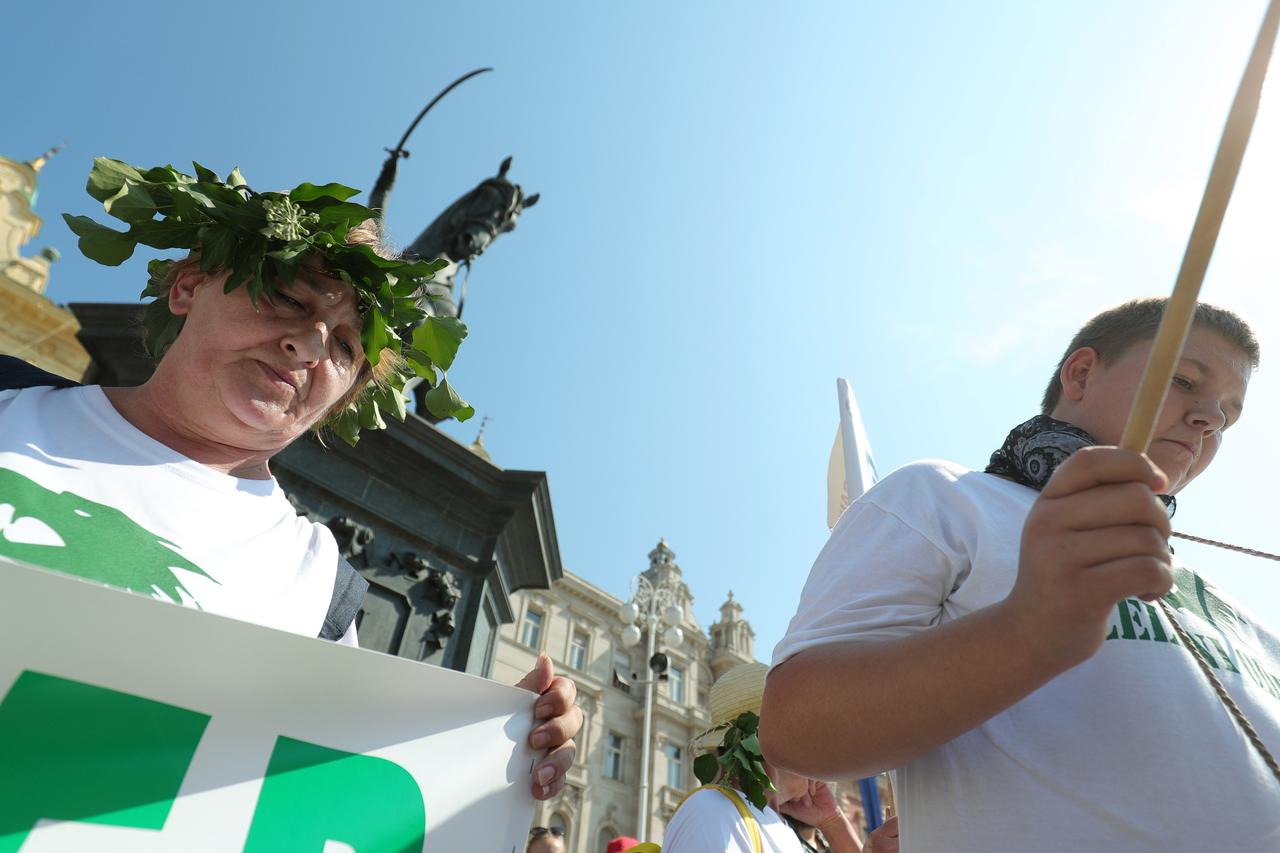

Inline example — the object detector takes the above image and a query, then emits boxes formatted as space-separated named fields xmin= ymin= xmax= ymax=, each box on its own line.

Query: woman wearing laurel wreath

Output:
xmin=0 ymin=157 xmax=581 ymax=801
xmin=653 ymin=662 xmax=897 ymax=853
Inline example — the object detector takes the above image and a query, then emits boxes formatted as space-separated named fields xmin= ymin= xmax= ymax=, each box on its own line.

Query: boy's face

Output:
xmin=1051 ymin=325 xmax=1251 ymax=494
xmin=162 ymin=265 xmax=366 ymax=450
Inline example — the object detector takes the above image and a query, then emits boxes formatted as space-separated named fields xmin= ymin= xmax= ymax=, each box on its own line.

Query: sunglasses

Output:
xmin=530 ymin=826 xmax=566 ymax=839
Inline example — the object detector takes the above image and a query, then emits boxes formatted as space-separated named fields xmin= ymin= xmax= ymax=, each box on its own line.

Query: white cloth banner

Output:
xmin=0 ymin=557 xmax=538 ymax=853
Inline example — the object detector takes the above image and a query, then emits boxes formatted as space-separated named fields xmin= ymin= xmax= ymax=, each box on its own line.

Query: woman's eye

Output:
xmin=278 ymin=294 xmax=304 ymax=310
xmin=339 ymin=340 xmax=356 ymax=359
xmin=1173 ymin=376 xmax=1193 ymax=391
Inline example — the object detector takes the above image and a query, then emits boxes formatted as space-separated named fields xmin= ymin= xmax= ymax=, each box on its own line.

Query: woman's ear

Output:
xmin=1058 ymin=347 xmax=1101 ymax=403
xmin=167 ymin=263 xmax=207 ymax=317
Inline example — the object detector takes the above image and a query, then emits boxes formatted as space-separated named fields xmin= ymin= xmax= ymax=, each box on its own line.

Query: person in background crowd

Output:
xmin=662 ymin=662 xmax=897 ymax=853
xmin=784 ymin=815 xmax=829 ymax=852
xmin=527 ymin=825 xmax=567 ymax=853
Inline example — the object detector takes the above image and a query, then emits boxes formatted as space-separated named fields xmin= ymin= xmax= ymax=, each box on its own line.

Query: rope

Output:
xmin=1172 ymin=531 xmax=1280 ymax=562
xmin=1155 ymin=597 xmax=1280 ymax=785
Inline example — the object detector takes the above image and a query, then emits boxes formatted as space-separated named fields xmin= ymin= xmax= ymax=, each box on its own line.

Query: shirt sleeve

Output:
xmin=772 ymin=467 xmax=968 ymax=667
xmin=662 ymin=788 xmax=765 ymax=853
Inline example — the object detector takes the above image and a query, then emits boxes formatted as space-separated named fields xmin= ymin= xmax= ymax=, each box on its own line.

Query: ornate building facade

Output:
xmin=0 ymin=149 xmax=90 ymax=381
xmin=492 ymin=540 xmax=758 ymax=852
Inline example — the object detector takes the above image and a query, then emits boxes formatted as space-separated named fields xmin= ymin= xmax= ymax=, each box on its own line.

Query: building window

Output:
xmin=665 ymin=743 xmax=683 ymax=789
xmin=520 ymin=607 xmax=544 ymax=649
xmin=668 ymin=664 xmax=685 ymax=704
xmin=605 ymin=733 xmax=625 ymax=780
xmin=570 ymin=629 xmax=589 ymax=671
xmin=612 ymin=649 xmax=632 ymax=693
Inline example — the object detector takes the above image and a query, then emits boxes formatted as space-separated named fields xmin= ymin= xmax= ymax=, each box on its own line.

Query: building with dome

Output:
xmin=0 ymin=147 xmax=90 ymax=381
xmin=492 ymin=539 xmax=758 ymax=852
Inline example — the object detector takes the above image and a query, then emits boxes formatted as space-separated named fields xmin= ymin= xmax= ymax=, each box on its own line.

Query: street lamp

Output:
xmin=616 ymin=573 xmax=685 ymax=839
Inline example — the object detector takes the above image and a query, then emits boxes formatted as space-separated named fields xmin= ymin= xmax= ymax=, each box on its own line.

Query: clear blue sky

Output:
xmin=8 ymin=1 xmax=1279 ymax=661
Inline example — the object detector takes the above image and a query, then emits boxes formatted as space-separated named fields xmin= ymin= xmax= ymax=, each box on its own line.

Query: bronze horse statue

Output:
xmin=370 ymin=70 xmax=538 ymax=319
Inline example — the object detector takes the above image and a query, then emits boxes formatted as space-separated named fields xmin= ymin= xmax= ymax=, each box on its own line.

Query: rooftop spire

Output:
xmin=27 ymin=143 xmax=64 ymax=174
xmin=467 ymin=415 xmax=493 ymax=462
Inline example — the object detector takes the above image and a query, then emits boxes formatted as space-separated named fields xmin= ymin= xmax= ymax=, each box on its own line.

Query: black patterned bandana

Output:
xmin=986 ymin=415 xmax=1175 ymax=515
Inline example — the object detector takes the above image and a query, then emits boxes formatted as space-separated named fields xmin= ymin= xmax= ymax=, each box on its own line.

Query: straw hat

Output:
xmin=689 ymin=661 xmax=769 ymax=750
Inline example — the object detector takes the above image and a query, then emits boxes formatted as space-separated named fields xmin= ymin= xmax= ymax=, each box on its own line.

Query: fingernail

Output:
xmin=538 ymin=765 xmax=555 ymax=786
xmin=531 ymin=731 xmax=549 ymax=749
xmin=541 ymin=784 xmax=552 ymax=798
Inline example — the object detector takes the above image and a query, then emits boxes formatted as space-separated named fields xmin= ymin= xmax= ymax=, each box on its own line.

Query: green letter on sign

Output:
xmin=0 ymin=670 xmax=210 ymax=852
xmin=244 ymin=736 xmax=426 ymax=853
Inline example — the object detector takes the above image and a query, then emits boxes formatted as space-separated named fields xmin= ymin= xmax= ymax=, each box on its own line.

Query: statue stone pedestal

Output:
xmin=70 ymin=302 xmax=562 ymax=674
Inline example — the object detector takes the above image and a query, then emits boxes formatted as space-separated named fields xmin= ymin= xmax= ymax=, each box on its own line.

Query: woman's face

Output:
xmin=161 ymin=265 xmax=366 ymax=450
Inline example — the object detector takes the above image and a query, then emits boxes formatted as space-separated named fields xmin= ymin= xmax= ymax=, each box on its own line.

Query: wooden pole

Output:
xmin=1120 ymin=0 xmax=1280 ymax=452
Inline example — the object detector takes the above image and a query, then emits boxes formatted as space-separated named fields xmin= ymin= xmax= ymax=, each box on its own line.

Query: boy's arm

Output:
xmin=763 ymin=600 xmax=1054 ymax=779
xmin=761 ymin=447 xmax=1173 ymax=780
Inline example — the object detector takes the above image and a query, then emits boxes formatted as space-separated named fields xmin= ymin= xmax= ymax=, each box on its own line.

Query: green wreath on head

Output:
xmin=692 ymin=711 xmax=776 ymax=810
xmin=63 ymin=157 xmax=474 ymax=446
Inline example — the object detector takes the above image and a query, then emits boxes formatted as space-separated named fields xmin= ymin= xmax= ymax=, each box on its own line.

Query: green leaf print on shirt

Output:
xmin=1166 ymin=566 xmax=1239 ymax=632
xmin=0 ymin=468 xmax=214 ymax=605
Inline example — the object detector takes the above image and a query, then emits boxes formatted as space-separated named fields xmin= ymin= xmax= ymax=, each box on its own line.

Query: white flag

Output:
xmin=826 ymin=378 xmax=879 ymax=529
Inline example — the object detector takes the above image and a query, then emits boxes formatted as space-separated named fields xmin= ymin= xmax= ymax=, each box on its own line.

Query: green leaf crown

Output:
xmin=63 ymin=157 xmax=474 ymax=446
xmin=691 ymin=711 xmax=775 ymax=810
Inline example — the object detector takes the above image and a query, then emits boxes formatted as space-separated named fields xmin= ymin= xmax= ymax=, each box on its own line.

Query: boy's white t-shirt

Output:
xmin=773 ymin=460 xmax=1280 ymax=853
xmin=661 ymin=787 xmax=806 ymax=853
xmin=0 ymin=385 xmax=355 ymax=644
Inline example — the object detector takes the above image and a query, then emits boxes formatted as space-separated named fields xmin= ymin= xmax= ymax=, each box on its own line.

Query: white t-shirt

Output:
xmin=661 ymin=787 xmax=805 ymax=853
xmin=773 ymin=460 xmax=1280 ymax=852
xmin=0 ymin=385 xmax=356 ymax=644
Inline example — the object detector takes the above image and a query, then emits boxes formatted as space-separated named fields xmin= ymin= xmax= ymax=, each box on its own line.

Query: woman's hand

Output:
xmin=515 ymin=654 xmax=584 ymax=799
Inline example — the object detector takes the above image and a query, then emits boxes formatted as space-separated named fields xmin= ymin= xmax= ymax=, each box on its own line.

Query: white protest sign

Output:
xmin=0 ymin=556 xmax=538 ymax=853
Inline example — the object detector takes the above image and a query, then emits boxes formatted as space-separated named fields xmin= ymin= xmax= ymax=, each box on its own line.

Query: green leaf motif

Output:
xmin=167 ymin=184 xmax=217 ymax=219
xmin=86 ymin=157 xmax=145 ymax=203
xmin=360 ymin=308 xmax=391 ymax=365
xmin=197 ymin=225 xmax=239 ymax=273
xmin=192 ymin=161 xmax=219 ymax=183
xmin=370 ymin=384 xmax=408 ymax=422
xmin=693 ymin=753 xmax=719 ymax=785
xmin=130 ymin=219 xmax=204 ymax=251
xmin=290 ymin=182 xmax=360 ymax=203
xmin=424 ymin=376 xmax=473 ymax=421
xmin=102 ymin=181 xmax=157 ymax=224
xmin=411 ymin=316 xmax=468 ymax=372
xmin=140 ymin=165 xmax=195 ymax=186
xmin=62 ymin=214 xmax=135 ymax=266
xmin=330 ymin=406 xmax=362 ymax=447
